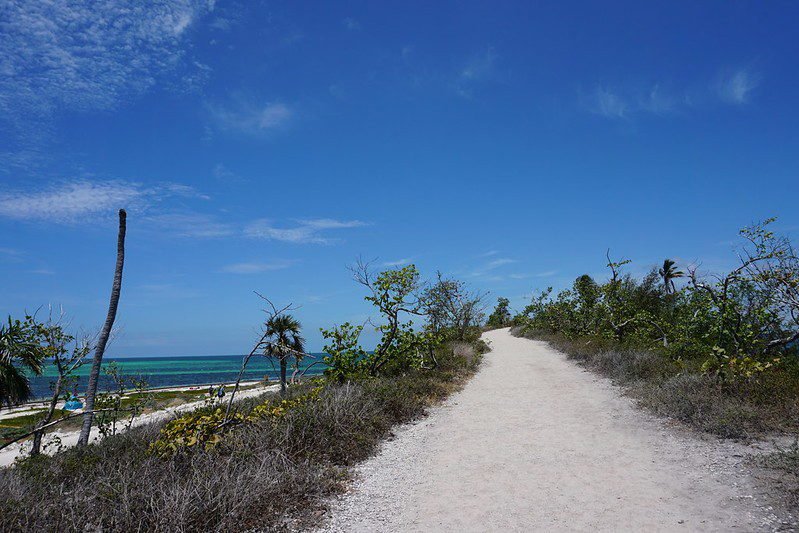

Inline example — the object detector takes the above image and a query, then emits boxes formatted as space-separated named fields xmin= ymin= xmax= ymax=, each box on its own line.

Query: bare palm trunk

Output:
xmin=280 ymin=357 xmax=288 ymax=395
xmin=78 ymin=209 xmax=126 ymax=447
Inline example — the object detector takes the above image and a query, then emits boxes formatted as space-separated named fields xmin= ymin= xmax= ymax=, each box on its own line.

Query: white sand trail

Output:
xmin=318 ymin=328 xmax=785 ymax=532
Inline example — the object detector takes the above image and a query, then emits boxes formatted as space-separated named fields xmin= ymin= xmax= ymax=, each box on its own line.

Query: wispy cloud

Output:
xmin=244 ymin=218 xmax=368 ymax=244
xmin=212 ymin=163 xmax=245 ymax=183
xmin=588 ymin=87 xmax=629 ymax=118
xmin=0 ymin=180 xmax=206 ymax=224
xmin=717 ymin=68 xmax=759 ymax=104
xmin=382 ymin=258 xmax=413 ymax=267
xmin=343 ymin=17 xmax=360 ymax=30
xmin=460 ymin=48 xmax=496 ymax=82
xmin=0 ymin=1 xmax=214 ymax=125
xmin=456 ymin=47 xmax=497 ymax=98
xmin=469 ymin=257 xmax=517 ymax=278
xmin=485 ymin=258 xmax=516 ymax=270
xmin=137 ymin=283 xmax=201 ymax=299
xmin=207 ymin=100 xmax=293 ymax=136
xmin=586 ymin=67 xmax=761 ymax=120
xmin=145 ymin=213 xmax=235 ymax=238
xmin=0 ymin=247 xmax=24 ymax=260
xmin=221 ymin=260 xmax=295 ymax=274
xmin=509 ymin=270 xmax=557 ymax=279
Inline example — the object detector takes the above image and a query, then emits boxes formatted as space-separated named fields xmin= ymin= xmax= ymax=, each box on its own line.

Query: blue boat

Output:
xmin=63 ymin=396 xmax=83 ymax=411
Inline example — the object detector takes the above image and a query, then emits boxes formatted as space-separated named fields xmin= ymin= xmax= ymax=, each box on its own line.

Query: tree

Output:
xmin=321 ymin=322 xmax=368 ymax=383
xmin=422 ymin=272 xmax=488 ymax=340
xmin=79 ymin=209 xmax=126 ymax=447
xmin=351 ymin=260 xmax=426 ymax=375
xmin=0 ymin=316 xmax=47 ymax=408
xmin=486 ymin=297 xmax=512 ymax=328
xmin=31 ymin=313 xmax=91 ymax=456
xmin=659 ymin=259 xmax=684 ymax=295
xmin=264 ymin=314 xmax=305 ymax=395
xmin=687 ymin=218 xmax=799 ymax=365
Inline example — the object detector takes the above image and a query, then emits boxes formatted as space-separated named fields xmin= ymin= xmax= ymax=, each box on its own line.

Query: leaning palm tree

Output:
xmin=79 ymin=209 xmax=126 ymax=446
xmin=0 ymin=317 xmax=45 ymax=408
xmin=264 ymin=314 xmax=305 ymax=395
xmin=659 ymin=259 xmax=684 ymax=295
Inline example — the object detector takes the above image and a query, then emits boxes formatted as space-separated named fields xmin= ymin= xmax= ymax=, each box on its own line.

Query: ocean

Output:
xmin=27 ymin=354 xmax=327 ymax=400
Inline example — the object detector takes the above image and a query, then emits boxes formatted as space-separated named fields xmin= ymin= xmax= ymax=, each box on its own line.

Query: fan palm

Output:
xmin=659 ymin=259 xmax=685 ymax=295
xmin=0 ymin=317 xmax=46 ymax=408
xmin=264 ymin=314 xmax=305 ymax=394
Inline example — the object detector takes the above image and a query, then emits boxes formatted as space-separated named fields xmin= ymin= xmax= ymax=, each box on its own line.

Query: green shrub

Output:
xmin=0 ymin=338 xmax=484 ymax=531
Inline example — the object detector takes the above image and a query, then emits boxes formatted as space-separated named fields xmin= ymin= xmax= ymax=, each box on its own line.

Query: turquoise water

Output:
xmin=28 ymin=354 xmax=327 ymax=399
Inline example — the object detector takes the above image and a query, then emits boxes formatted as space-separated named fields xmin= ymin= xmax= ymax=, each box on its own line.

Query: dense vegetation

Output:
xmin=0 ymin=263 xmax=488 ymax=531
xmin=512 ymin=219 xmax=799 ymax=438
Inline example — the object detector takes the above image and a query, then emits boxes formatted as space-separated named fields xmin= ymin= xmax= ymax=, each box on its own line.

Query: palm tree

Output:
xmin=79 ymin=209 xmax=126 ymax=446
xmin=264 ymin=314 xmax=305 ymax=394
xmin=0 ymin=317 xmax=45 ymax=408
xmin=659 ymin=259 xmax=684 ymax=295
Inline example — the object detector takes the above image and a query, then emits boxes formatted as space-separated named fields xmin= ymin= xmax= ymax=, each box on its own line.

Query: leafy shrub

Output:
xmin=150 ymin=388 xmax=323 ymax=457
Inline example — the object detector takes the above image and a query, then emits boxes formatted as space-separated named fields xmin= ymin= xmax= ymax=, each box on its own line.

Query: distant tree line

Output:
xmin=514 ymin=218 xmax=799 ymax=380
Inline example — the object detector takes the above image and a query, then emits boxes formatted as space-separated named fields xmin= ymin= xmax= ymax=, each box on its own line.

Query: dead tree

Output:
xmin=78 ymin=209 xmax=126 ymax=447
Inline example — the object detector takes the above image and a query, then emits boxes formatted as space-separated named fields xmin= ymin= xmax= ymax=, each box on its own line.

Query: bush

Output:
xmin=0 ymin=340 xmax=484 ymax=531
xmin=515 ymin=329 xmax=799 ymax=439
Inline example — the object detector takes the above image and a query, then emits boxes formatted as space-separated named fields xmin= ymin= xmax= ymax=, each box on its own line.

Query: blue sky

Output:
xmin=1 ymin=1 xmax=798 ymax=355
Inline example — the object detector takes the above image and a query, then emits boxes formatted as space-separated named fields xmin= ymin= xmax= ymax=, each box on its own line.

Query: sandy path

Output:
xmin=318 ymin=328 xmax=784 ymax=532
xmin=0 ymin=383 xmax=279 ymax=467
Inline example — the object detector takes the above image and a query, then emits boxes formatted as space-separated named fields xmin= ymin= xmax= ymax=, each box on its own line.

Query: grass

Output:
xmin=512 ymin=327 xmax=799 ymax=439
xmin=0 ymin=340 xmax=486 ymax=531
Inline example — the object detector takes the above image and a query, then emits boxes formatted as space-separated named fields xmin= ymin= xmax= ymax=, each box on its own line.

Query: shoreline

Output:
xmin=0 ymin=381 xmax=281 ymax=467
xmin=0 ymin=372 xmax=325 ymax=422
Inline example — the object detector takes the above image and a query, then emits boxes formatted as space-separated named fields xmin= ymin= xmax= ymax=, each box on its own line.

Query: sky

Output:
xmin=1 ymin=1 xmax=798 ymax=356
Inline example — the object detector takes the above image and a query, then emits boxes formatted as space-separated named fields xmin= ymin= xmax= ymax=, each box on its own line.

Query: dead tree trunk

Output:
xmin=279 ymin=356 xmax=288 ymax=395
xmin=78 ymin=209 xmax=126 ymax=447
xmin=30 ymin=374 xmax=63 ymax=455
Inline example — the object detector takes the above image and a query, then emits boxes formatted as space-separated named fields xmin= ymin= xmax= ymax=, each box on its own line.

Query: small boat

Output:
xmin=63 ymin=396 xmax=83 ymax=411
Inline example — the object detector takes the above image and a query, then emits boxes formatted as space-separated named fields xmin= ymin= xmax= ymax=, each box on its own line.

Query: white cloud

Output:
xmin=145 ymin=213 xmax=234 ymax=238
xmin=299 ymin=218 xmax=367 ymax=230
xmin=221 ymin=260 xmax=295 ymax=274
xmin=509 ymin=270 xmax=557 ymax=279
xmin=469 ymin=257 xmax=517 ymax=278
xmin=0 ymin=180 xmax=206 ymax=223
xmin=208 ymin=100 xmax=293 ymax=136
xmin=212 ymin=163 xmax=245 ymax=183
xmin=382 ymin=258 xmax=412 ymax=267
xmin=244 ymin=218 xmax=368 ymax=244
xmin=460 ymin=48 xmax=496 ymax=82
xmin=485 ymin=258 xmax=516 ymax=270
xmin=586 ymin=68 xmax=761 ymax=120
xmin=343 ymin=17 xmax=360 ymax=30
xmin=0 ymin=0 xmax=214 ymax=122
xmin=589 ymin=87 xmax=628 ymax=118
xmin=638 ymin=84 xmax=678 ymax=115
xmin=717 ymin=69 xmax=759 ymax=104
xmin=137 ymin=283 xmax=201 ymax=299
xmin=457 ymin=47 xmax=497 ymax=98
xmin=0 ymin=247 xmax=23 ymax=259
